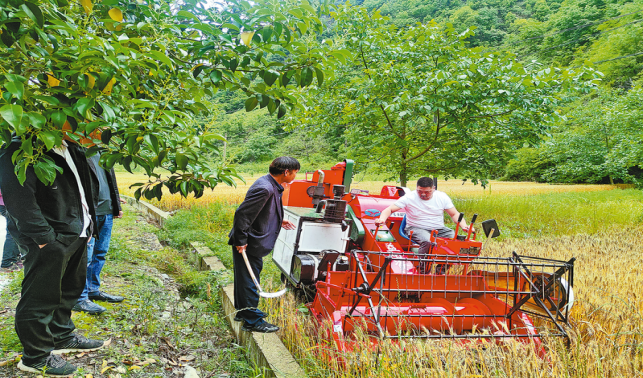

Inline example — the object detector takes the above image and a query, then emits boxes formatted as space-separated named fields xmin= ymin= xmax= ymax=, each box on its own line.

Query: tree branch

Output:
xmin=358 ymin=43 xmax=404 ymax=141
xmin=422 ymin=163 xmax=459 ymax=173
xmin=469 ymin=108 xmax=515 ymax=119
xmin=405 ymin=109 xmax=442 ymax=162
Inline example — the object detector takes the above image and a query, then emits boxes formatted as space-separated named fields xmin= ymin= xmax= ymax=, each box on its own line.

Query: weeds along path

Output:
xmin=0 ymin=203 xmax=254 ymax=377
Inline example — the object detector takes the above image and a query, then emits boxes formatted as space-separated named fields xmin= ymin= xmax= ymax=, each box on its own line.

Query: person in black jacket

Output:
xmin=72 ymin=151 xmax=125 ymax=315
xmin=228 ymin=156 xmax=299 ymax=333
xmin=0 ymin=138 xmax=106 ymax=376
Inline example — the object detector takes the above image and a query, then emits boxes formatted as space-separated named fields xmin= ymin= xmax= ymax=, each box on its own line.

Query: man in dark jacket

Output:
xmin=73 ymin=151 xmax=125 ymax=315
xmin=0 ymin=138 xmax=105 ymax=376
xmin=228 ymin=156 xmax=299 ymax=333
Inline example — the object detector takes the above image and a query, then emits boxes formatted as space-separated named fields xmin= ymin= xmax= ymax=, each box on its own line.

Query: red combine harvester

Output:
xmin=273 ymin=160 xmax=575 ymax=356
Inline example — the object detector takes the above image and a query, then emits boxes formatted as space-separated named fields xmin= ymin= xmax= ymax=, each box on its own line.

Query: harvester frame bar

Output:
xmin=507 ymin=252 xmax=575 ymax=339
xmin=339 ymin=250 xmax=574 ymax=342
xmin=346 ymin=252 xmax=392 ymax=338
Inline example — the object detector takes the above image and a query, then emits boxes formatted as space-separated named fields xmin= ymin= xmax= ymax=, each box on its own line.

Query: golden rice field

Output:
xmin=261 ymin=224 xmax=643 ymax=377
xmin=117 ymin=169 xmax=643 ymax=377
xmin=115 ymin=171 xmax=618 ymax=212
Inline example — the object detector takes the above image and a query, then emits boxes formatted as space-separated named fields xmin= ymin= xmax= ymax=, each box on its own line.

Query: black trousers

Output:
xmin=15 ymin=237 xmax=88 ymax=362
xmin=232 ymin=247 xmax=266 ymax=327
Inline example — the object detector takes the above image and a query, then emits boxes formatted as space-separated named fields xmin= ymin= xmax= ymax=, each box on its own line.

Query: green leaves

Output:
xmin=38 ymin=131 xmax=57 ymax=150
xmin=74 ymin=98 xmax=95 ymax=118
xmin=21 ymin=2 xmax=44 ymax=29
xmin=0 ymin=105 xmax=23 ymax=129
xmin=0 ymin=0 xmax=330 ymax=198
xmin=4 ymin=81 xmax=25 ymax=100
xmin=33 ymin=156 xmax=62 ymax=185
xmin=144 ymin=134 xmax=159 ymax=155
xmin=51 ymin=110 xmax=67 ymax=128
xmin=277 ymin=104 xmax=287 ymax=119
xmin=281 ymin=71 xmax=295 ymax=86
xmin=300 ymin=67 xmax=314 ymax=87
xmin=147 ymin=50 xmax=174 ymax=70
xmin=210 ymin=70 xmax=222 ymax=84
xmin=314 ymin=67 xmax=324 ymax=86
xmin=245 ymin=97 xmax=258 ymax=111
xmin=262 ymin=70 xmax=279 ymax=86
xmin=176 ymin=10 xmax=200 ymax=23
xmin=330 ymin=50 xmax=351 ymax=65
xmin=26 ymin=112 xmax=46 ymax=129
xmin=101 ymin=129 xmax=112 ymax=145
xmin=175 ymin=153 xmax=188 ymax=171
xmin=292 ymin=4 xmax=600 ymax=185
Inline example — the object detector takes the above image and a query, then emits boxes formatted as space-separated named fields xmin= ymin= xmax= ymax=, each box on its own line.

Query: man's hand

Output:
xmin=281 ymin=220 xmax=296 ymax=230
xmin=115 ymin=210 xmax=124 ymax=219
xmin=375 ymin=205 xmax=399 ymax=227
xmin=236 ymin=245 xmax=247 ymax=254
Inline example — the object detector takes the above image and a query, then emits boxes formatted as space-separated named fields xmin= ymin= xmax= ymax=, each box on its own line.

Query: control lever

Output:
xmin=453 ymin=213 xmax=464 ymax=240
xmin=467 ymin=214 xmax=478 ymax=241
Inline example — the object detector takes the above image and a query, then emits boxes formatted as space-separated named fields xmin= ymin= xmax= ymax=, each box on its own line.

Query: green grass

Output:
xmin=158 ymin=187 xmax=643 ymax=286
xmin=0 ymin=205 xmax=254 ymax=377
xmin=158 ymin=201 xmax=285 ymax=290
xmin=453 ymin=188 xmax=643 ymax=239
xmin=0 ymin=273 xmax=22 ymax=354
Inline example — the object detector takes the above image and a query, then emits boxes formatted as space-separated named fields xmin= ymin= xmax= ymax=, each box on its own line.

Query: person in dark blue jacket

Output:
xmin=72 ymin=151 xmax=125 ymax=315
xmin=228 ymin=156 xmax=299 ymax=333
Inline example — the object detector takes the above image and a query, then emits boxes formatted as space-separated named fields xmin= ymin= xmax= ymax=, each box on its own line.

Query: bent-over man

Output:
xmin=228 ymin=156 xmax=299 ymax=333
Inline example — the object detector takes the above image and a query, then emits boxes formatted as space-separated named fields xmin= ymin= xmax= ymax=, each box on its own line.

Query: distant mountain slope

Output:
xmin=358 ymin=0 xmax=643 ymax=86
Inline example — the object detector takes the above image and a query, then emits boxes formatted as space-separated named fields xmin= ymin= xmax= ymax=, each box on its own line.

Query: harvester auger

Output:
xmin=273 ymin=160 xmax=575 ymax=356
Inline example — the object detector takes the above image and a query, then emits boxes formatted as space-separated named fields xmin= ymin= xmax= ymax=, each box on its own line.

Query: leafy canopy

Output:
xmin=540 ymin=87 xmax=643 ymax=186
xmin=0 ymin=0 xmax=332 ymax=199
xmin=290 ymin=4 xmax=601 ymax=186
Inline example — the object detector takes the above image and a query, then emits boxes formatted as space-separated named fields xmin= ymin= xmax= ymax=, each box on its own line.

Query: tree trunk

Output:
xmin=400 ymin=152 xmax=408 ymax=187
xmin=223 ymin=133 xmax=227 ymax=162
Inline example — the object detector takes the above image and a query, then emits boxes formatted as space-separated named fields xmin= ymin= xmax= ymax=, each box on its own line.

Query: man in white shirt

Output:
xmin=376 ymin=177 xmax=471 ymax=248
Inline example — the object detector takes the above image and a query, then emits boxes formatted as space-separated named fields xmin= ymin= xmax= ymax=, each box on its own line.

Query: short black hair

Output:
xmin=417 ymin=177 xmax=434 ymax=188
xmin=269 ymin=156 xmax=300 ymax=175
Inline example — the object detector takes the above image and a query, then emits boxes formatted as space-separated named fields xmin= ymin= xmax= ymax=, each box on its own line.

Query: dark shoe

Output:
xmin=242 ymin=320 xmax=279 ymax=333
xmin=88 ymin=291 xmax=124 ymax=303
xmin=18 ymin=354 xmax=76 ymax=377
xmin=234 ymin=316 xmax=243 ymax=322
xmin=53 ymin=334 xmax=105 ymax=354
xmin=72 ymin=299 xmax=106 ymax=315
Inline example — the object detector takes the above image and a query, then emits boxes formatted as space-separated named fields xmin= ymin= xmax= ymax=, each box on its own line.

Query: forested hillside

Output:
xmin=211 ymin=0 xmax=643 ymax=186
xmin=358 ymin=0 xmax=642 ymax=83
